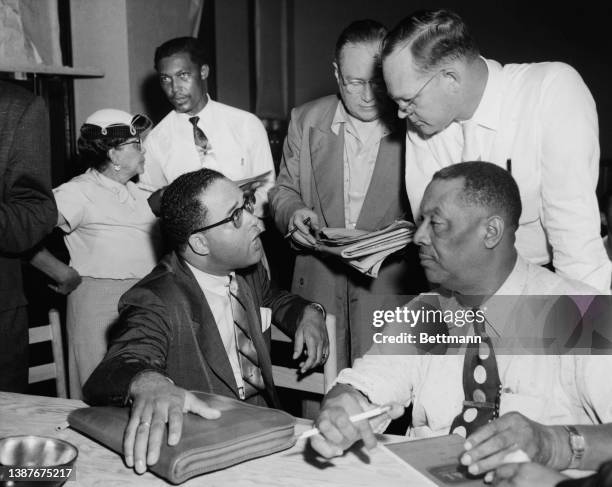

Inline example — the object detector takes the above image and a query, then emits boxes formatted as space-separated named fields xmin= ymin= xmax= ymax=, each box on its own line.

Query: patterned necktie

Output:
xmin=449 ymin=310 xmax=501 ymax=437
xmin=461 ymin=120 xmax=481 ymax=162
xmin=188 ymin=116 xmax=212 ymax=155
xmin=229 ymin=275 xmax=265 ymax=399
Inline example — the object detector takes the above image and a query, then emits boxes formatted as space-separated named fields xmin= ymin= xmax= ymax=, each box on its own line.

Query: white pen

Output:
xmin=298 ymin=405 xmax=392 ymax=440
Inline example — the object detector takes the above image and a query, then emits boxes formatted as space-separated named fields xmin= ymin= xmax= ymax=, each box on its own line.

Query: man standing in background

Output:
xmin=381 ymin=9 xmax=610 ymax=291
xmin=270 ymin=20 xmax=426 ymax=370
xmin=142 ymin=37 xmax=274 ymax=217
xmin=0 ymin=81 xmax=57 ymax=391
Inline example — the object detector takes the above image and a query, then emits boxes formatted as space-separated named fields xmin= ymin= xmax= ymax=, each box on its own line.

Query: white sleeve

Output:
xmin=333 ymin=354 xmax=417 ymax=410
xmin=573 ymin=355 xmax=612 ymax=423
xmin=140 ymin=133 xmax=169 ymax=190
xmin=539 ymin=64 xmax=611 ymax=291
xmin=245 ymin=116 xmax=275 ymax=217
xmin=53 ymin=181 xmax=86 ymax=233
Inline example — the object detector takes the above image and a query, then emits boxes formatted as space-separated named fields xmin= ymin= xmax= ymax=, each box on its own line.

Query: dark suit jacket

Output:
xmin=83 ymin=252 xmax=309 ymax=408
xmin=0 ymin=81 xmax=56 ymax=391
xmin=270 ymin=95 xmax=426 ymax=367
xmin=0 ymin=81 xmax=57 ymax=312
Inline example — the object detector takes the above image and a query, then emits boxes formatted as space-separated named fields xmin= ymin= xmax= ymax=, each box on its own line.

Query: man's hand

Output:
xmin=48 ymin=266 xmax=81 ymax=295
xmin=491 ymin=462 xmax=567 ymax=487
xmin=460 ymin=412 xmax=556 ymax=476
xmin=124 ymin=372 xmax=221 ymax=474
xmin=293 ymin=305 xmax=329 ymax=373
xmin=309 ymin=384 xmax=404 ymax=458
xmin=288 ymin=208 xmax=319 ymax=247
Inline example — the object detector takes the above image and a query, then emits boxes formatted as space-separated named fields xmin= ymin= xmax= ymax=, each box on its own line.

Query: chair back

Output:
xmin=271 ymin=314 xmax=337 ymax=394
xmin=28 ymin=309 xmax=67 ymax=398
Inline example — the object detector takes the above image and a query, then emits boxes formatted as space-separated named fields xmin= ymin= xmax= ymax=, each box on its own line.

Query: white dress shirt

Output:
xmin=141 ymin=96 xmax=275 ymax=216
xmin=185 ymin=263 xmax=272 ymax=399
xmin=185 ymin=263 xmax=246 ymax=396
xmin=404 ymin=58 xmax=611 ymax=291
xmin=54 ymin=169 xmax=160 ymax=278
xmin=331 ymin=103 xmax=390 ymax=229
xmin=334 ymin=255 xmax=612 ymax=438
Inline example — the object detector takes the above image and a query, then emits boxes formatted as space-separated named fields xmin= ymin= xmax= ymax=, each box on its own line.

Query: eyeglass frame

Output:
xmin=115 ymin=137 xmax=142 ymax=150
xmin=190 ymin=192 xmax=256 ymax=234
xmin=337 ymin=66 xmax=386 ymax=95
xmin=398 ymin=69 xmax=443 ymax=113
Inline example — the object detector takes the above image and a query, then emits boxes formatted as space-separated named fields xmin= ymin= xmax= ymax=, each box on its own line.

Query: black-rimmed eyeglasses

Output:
xmin=191 ymin=193 xmax=256 ymax=234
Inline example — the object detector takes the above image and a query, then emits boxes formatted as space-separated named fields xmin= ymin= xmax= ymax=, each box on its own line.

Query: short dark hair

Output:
xmin=334 ymin=19 xmax=387 ymax=64
xmin=160 ymin=168 xmax=226 ymax=251
xmin=77 ymin=136 xmax=128 ymax=171
xmin=382 ymin=9 xmax=479 ymax=73
xmin=433 ymin=161 xmax=522 ymax=229
xmin=154 ymin=37 xmax=208 ymax=70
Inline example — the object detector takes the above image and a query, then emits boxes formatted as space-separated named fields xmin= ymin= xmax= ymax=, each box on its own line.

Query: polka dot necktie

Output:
xmin=229 ymin=276 xmax=265 ymax=400
xmin=188 ymin=116 xmax=212 ymax=155
xmin=449 ymin=310 xmax=501 ymax=438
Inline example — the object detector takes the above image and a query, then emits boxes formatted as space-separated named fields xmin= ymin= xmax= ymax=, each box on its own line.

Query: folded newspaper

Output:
xmin=317 ymin=220 xmax=415 ymax=278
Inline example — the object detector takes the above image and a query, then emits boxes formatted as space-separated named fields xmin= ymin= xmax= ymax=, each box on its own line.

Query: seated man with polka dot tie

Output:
xmin=308 ymin=161 xmax=612 ymax=480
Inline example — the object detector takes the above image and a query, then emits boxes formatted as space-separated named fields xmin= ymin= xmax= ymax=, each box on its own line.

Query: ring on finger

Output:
xmin=139 ymin=421 xmax=151 ymax=428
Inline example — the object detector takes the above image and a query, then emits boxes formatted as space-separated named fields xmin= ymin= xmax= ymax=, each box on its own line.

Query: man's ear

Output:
xmin=333 ymin=61 xmax=340 ymax=86
xmin=187 ymin=232 xmax=210 ymax=256
xmin=483 ymin=215 xmax=505 ymax=249
xmin=200 ymin=64 xmax=210 ymax=81
xmin=441 ymin=63 xmax=462 ymax=94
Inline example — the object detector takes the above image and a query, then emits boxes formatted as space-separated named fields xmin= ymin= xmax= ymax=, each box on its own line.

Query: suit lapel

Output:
xmin=356 ymin=128 xmax=406 ymax=230
xmin=173 ymin=255 xmax=239 ymax=398
xmin=236 ymin=274 xmax=280 ymax=407
xmin=310 ymin=116 xmax=345 ymax=228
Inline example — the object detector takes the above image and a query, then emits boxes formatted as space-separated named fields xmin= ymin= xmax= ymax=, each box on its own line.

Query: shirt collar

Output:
xmin=465 ymin=57 xmax=504 ymax=132
xmin=331 ymin=101 xmax=390 ymax=140
xmin=186 ymin=261 xmax=234 ymax=297
xmin=177 ymin=94 xmax=214 ymax=123
xmin=91 ymin=168 xmax=133 ymax=201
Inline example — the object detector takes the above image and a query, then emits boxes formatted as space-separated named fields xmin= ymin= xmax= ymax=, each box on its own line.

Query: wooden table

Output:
xmin=0 ymin=392 xmax=436 ymax=486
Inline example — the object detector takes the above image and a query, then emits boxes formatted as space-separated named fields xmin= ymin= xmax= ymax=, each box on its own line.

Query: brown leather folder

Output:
xmin=68 ymin=392 xmax=296 ymax=484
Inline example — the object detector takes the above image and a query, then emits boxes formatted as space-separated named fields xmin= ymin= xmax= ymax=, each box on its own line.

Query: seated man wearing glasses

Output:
xmin=84 ymin=168 xmax=328 ymax=474
xmin=270 ymin=20 xmax=426 ymax=374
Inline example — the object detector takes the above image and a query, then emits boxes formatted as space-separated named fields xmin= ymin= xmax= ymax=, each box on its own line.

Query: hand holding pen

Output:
xmin=285 ymin=208 xmax=319 ymax=247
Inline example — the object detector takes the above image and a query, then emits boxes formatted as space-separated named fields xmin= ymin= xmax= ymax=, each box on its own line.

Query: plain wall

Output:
xmin=70 ymin=0 xmax=131 ymax=129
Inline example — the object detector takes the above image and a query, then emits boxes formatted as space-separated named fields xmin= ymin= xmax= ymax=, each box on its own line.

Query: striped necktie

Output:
xmin=188 ymin=116 xmax=212 ymax=155
xmin=449 ymin=311 xmax=501 ymax=437
xmin=229 ymin=275 xmax=265 ymax=399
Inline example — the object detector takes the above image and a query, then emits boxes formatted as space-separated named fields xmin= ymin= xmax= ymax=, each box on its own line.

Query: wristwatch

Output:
xmin=307 ymin=302 xmax=326 ymax=320
xmin=563 ymin=425 xmax=585 ymax=469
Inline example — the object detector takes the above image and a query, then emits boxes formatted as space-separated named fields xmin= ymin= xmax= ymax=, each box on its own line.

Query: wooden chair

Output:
xmin=28 ymin=309 xmax=67 ymax=398
xmin=271 ymin=314 xmax=337 ymax=395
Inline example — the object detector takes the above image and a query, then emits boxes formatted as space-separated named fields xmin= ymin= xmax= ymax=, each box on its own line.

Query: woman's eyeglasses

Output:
xmin=116 ymin=138 xmax=142 ymax=150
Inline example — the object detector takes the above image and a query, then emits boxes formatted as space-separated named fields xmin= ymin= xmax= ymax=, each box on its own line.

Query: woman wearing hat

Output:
xmin=31 ymin=109 xmax=162 ymax=399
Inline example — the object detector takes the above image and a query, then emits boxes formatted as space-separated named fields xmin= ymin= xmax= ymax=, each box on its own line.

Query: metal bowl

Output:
xmin=0 ymin=436 xmax=78 ymax=487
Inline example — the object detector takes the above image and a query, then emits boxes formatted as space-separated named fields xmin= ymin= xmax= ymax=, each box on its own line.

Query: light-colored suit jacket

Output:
xmin=270 ymin=95 xmax=426 ymax=367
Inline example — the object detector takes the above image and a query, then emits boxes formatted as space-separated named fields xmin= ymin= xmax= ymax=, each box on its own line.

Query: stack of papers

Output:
xmin=234 ymin=171 xmax=272 ymax=192
xmin=317 ymin=220 xmax=415 ymax=278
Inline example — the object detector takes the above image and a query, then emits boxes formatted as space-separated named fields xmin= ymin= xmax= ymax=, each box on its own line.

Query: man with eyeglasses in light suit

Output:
xmin=83 ymin=168 xmax=328 ymax=474
xmin=270 ymin=20 xmax=427 ymax=375
xmin=381 ymin=9 xmax=610 ymax=292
